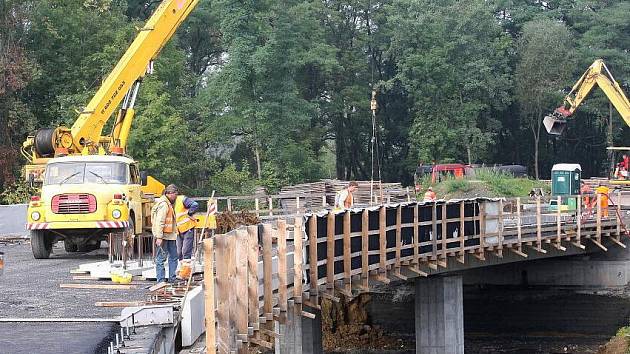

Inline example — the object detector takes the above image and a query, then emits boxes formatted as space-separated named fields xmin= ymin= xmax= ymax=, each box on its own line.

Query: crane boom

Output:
xmin=544 ymin=59 xmax=630 ymax=135
xmin=22 ymin=0 xmax=200 ymax=165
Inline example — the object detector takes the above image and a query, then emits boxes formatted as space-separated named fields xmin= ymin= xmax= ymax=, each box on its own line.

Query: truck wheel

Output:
xmin=64 ymin=239 xmax=78 ymax=252
xmin=31 ymin=230 xmax=53 ymax=259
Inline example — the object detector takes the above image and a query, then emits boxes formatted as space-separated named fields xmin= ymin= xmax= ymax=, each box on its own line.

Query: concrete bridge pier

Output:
xmin=275 ymin=304 xmax=323 ymax=354
xmin=415 ymin=275 xmax=464 ymax=354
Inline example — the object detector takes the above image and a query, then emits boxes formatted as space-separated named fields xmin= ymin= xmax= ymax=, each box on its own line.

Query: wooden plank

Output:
xmin=459 ymin=201 xmax=465 ymax=263
xmin=277 ymin=220 xmax=288 ymax=312
xmin=226 ymin=234 xmax=238 ymax=351
xmin=431 ymin=204 xmax=437 ymax=259
xmin=343 ymin=211 xmax=352 ymax=293
xmin=255 ymin=198 xmax=260 ymax=218
xmin=577 ymin=196 xmax=582 ymax=244
xmin=361 ymin=209 xmax=369 ymax=289
xmin=327 ymin=211 xmax=335 ymax=291
xmin=441 ymin=203 xmax=447 ymax=259
xmin=149 ymin=282 xmax=168 ymax=292
xmin=379 ymin=206 xmax=387 ymax=273
xmin=262 ymin=224 xmax=274 ymax=320
xmin=536 ymin=196 xmax=542 ymax=250
xmin=517 ymin=198 xmax=522 ymax=252
xmin=497 ymin=199 xmax=503 ymax=257
xmin=413 ymin=204 xmax=420 ymax=266
xmin=596 ymin=193 xmax=602 ymax=243
xmin=235 ymin=229 xmax=249 ymax=337
xmin=479 ymin=202 xmax=486 ymax=250
xmin=247 ymin=226 xmax=260 ymax=328
xmin=617 ymin=192 xmax=622 ymax=238
xmin=308 ymin=215 xmax=318 ymax=299
xmin=60 ymin=284 xmax=136 ymax=290
xmin=268 ymin=197 xmax=273 ymax=217
xmin=395 ymin=205 xmax=402 ymax=271
xmin=95 ymin=301 xmax=145 ymax=307
xmin=72 ymin=275 xmax=100 ymax=280
xmin=293 ymin=218 xmax=304 ymax=303
xmin=215 ymin=235 xmax=231 ymax=353
xmin=204 ymin=238 xmax=216 ymax=354
xmin=556 ymin=196 xmax=562 ymax=246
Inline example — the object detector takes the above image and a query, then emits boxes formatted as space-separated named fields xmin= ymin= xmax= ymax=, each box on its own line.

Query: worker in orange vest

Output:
xmin=423 ymin=187 xmax=436 ymax=202
xmin=151 ymin=184 xmax=179 ymax=283
xmin=593 ymin=185 xmax=610 ymax=218
xmin=580 ymin=181 xmax=591 ymax=214
xmin=334 ymin=181 xmax=358 ymax=210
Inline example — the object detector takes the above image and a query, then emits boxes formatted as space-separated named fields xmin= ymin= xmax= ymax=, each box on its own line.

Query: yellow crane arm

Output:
xmin=24 ymin=0 xmax=200 ymax=160
xmin=73 ymin=0 xmax=200 ymax=150
xmin=544 ymin=59 xmax=630 ymax=135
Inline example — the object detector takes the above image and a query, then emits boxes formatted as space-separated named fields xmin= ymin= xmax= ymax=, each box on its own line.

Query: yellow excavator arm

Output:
xmin=544 ymin=59 xmax=630 ymax=135
xmin=22 ymin=0 xmax=200 ymax=163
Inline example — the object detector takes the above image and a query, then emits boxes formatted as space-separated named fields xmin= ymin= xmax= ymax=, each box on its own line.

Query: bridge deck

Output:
xmin=202 ymin=196 xmax=629 ymax=353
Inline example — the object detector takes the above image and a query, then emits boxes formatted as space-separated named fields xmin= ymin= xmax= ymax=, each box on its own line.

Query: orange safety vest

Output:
xmin=163 ymin=198 xmax=175 ymax=234
xmin=344 ymin=191 xmax=354 ymax=208
xmin=175 ymin=195 xmax=196 ymax=233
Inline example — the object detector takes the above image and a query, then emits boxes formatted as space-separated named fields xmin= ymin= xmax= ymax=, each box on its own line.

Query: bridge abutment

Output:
xmin=416 ymin=275 xmax=464 ymax=354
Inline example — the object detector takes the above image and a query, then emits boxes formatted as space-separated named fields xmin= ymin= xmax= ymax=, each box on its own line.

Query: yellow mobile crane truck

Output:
xmin=23 ymin=0 xmax=201 ymax=259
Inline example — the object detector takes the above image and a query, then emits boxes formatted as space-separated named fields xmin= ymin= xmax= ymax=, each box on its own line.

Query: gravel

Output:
xmin=0 ymin=240 xmax=154 ymax=353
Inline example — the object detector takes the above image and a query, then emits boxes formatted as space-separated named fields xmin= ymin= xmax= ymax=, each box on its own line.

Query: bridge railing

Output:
xmin=202 ymin=196 xmax=626 ymax=353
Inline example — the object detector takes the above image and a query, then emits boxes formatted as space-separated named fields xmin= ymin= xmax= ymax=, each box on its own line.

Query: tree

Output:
xmin=515 ymin=18 xmax=574 ymax=179
xmin=387 ymin=0 xmax=512 ymax=165
xmin=0 ymin=0 xmax=36 ymax=187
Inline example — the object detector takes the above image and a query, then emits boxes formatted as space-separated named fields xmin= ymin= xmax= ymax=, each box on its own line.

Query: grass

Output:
xmin=416 ymin=170 xmax=551 ymax=199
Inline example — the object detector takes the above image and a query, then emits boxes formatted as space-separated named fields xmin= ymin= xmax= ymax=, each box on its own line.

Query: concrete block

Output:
xmin=181 ymin=285 xmax=205 ymax=347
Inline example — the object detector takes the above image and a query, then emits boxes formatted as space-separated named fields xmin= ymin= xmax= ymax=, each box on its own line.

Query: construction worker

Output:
xmin=593 ymin=185 xmax=610 ymax=217
xmin=580 ymin=181 xmax=591 ymax=214
xmin=174 ymin=193 xmax=199 ymax=261
xmin=335 ymin=181 xmax=358 ymax=210
xmin=151 ymin=184 xmax=179 ymax=283
xmin=423 ymin=187 xmax=436 ymax=202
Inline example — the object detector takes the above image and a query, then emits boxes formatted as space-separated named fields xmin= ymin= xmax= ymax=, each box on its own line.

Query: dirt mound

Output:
xmin=321 ymin=294 xmax=412 ymax=352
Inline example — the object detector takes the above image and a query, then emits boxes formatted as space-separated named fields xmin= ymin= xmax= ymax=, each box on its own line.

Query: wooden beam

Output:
xmin=235 ymin=230 xmax=249 ymax=339
xmin=571 ymin=241 xmax=586 ymax=250
xmin=459 ymin=201 xmax=465 ymax=263
xmin=60 ymin=284 xmax=136 ymax=290
xmin=413 ymin=204 xmax=420 ymax=266
xmin=379 ymin=206 xmax=387 ymax=274
xmin=277 ymin=220 xmax=288 ymax=312
xmin=95 ymin=301 xmax=145 ymax=307
xmin=327 ymin=211 xmax=335 ymax=292
xmin=509 ymin=247 xmax=528 ymax=258
xmin=262 ymin=224 xmax=274 ymax=321
xmin=343 ymin=211 xmax=352 ymax=294
xmin=204 ymin=238 xmax=216 ymax=354
xmin=536 ymin=196 xmax=542 ymax=250
xmin=247 ymin=226 xmax=260 ymax=326
xmin=293 ymin=219 xmax=304 ymax=303
xmin=361 ymin=209 xmax=369 ymax=290
xmin=406 ymin=266 xmax=428 ymax=277
xmin=441 ymin=203 xmax=447 ymax=259
xmin=591 ymin=238 xmax=607 ymax=252
xmin=431 ymin=203 xmax=437 ymax=259
xmin=609 ymin=236 xmax=626 ymax=249
xmin=308 ymin=215 xmax=318 ymax=300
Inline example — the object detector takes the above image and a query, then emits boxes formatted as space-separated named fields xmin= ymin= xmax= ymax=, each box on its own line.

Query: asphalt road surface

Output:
xmin=0 ymin=240 xmax=151 ymax=354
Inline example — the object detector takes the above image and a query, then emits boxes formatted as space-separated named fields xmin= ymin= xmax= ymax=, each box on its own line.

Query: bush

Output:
xmin=0 ymin=180 xmax=38 ymax=205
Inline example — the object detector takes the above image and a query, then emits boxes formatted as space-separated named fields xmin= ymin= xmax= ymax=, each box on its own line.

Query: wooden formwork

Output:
xmin=203 ymin=196 xmax=627 ymax=353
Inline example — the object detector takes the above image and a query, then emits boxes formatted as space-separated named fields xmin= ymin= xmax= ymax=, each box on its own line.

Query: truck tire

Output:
xmin=64 ymin=239 xmax=78 ymax=252
xmin=31 ymin=230 xmax=53 ymax=259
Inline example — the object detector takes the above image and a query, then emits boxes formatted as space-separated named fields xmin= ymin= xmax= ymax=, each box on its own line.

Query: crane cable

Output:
xmin=368 ymin=0 xmax=382 ymax=205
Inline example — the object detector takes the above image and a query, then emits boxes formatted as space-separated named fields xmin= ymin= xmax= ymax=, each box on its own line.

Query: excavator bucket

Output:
xmin=543 ymin=112 xmax=567 ymax=135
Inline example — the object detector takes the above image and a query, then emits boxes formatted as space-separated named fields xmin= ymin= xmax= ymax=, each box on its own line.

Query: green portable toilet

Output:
xmin=550 ymin=163 xmax=581 ymax=211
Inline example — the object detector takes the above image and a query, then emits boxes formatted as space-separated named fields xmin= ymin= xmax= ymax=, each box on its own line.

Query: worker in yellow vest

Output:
xmin=151 ymin=184 xmax=179 ymax=283
xmin=174 ymin=191 xmax=199 ymax=261
xmin=593 ymin=185 xmax=610 ymax=218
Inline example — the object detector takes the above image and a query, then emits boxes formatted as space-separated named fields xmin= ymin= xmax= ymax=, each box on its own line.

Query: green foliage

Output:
xmin=2 ymin=0 xmax=629 ymax=198
xmin=0 ymin=180 xmax=37 ymax=205
xmin=474 ymin=170 xmax=549 ymax=197
xmin=443 ymin=178 xmax=473 ymax=195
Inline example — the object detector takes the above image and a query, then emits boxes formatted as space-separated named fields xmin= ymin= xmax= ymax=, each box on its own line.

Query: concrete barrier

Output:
xmin=0 ymin=204 xmax=27 ymax=237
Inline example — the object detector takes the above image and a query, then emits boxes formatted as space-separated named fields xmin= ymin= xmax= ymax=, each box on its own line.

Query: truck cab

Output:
xmin=26 ymin=154 xmax=148 ymax=258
